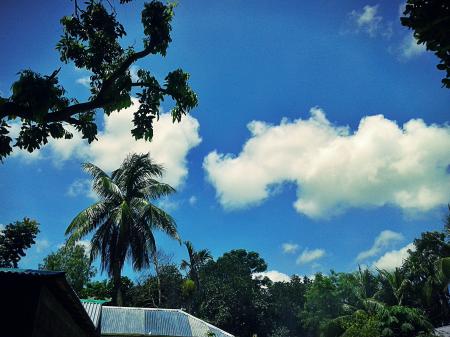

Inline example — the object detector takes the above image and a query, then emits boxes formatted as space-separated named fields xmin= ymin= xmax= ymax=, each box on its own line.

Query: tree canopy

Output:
xmin=401 ymin=0 xmax=450 ymax=88
xmin=0 ymin=0 xmax=197 ymax=160
xmin=39 ymin=242 xmax=96 ymax=293
xmin=0 ymin=217 xmax=39 ymax=268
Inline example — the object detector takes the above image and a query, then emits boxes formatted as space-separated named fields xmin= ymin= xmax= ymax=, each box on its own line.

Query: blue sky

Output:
xmin=0 ymin=0 xmax=449 ymax=282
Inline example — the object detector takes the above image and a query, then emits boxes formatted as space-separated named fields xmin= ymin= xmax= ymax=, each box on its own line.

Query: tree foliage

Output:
xmin=0 ymin=0 xmax=197 ymax=160
xmin=39 ymin=242 xmax=96 ymax=293
xmin=401 ymin=0 xmax=450 ymax=88
xmin=0 ymin=217 xmax=39 ymax=268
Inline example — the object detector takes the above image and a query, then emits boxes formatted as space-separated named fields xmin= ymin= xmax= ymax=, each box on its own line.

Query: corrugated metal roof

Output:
xmin=0 ymin=268 xmax=65 ymax=277
xmin=436 ymin=326 xmax=450 ymax=337
xmin=101 ymin=306 xmax=234 ymax=337
xmin=81 ymin=299 xmax=107 ymax=329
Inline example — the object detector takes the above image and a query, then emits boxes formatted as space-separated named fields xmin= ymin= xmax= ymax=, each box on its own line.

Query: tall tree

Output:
xmin=0 ymin=0 xmax=197 ymax=160
xmin=0 ymin=218 xmax=39 ymax=268
xmin=198 ymin=249 xmax=270 ymax=337
xmin=180 ymin=241 xmax=212 ymax=291
xmin=65 ymin=153 xmax=179 ymax=306
xmin=39 ymin=242 xmax=96 ymax=294
xmin=401 ymin=0 xmax=450 ymax=88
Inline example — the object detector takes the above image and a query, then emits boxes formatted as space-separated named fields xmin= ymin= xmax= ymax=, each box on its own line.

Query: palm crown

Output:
xmin=65 ymin=153 xmax=179 ymax=305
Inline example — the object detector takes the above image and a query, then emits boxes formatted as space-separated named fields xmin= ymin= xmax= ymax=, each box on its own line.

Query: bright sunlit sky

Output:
xmin=0 ymin=0 xmax=449 ymax=282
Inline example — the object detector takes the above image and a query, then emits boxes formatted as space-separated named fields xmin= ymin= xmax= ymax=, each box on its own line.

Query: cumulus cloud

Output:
xmin=373 ymin=243 xmax=415 ymax=270
xmin=282 ymin=243 xmax=299 ymax=254
xmin=203 ymin=108 xmax=450 ymax=218
xmin=12 ymin=99 xmax=202 ymax=188
xmin=253 ymin=270 xmax=291 ymax=283
xmin=297 ymin=248 xmax=326 ymax=265
xmin=400 ymin=33 xmax=426 ymax=59
xmin=357 ymin=230 xmax=404 ymax=262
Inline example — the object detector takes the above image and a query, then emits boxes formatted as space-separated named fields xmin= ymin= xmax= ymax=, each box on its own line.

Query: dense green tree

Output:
xmin=198 ymin=249 xmax=270 ymax=337
xmin=401 ymin=231 xmax=450 ymax=325
xmin=39 ymin=242 xmax=96 ymax=294
xmin=0 ymin=0 xmax=197 ymax=160
xmin=66 ymin=153 xmax=179 ymax=306
xmin=81 ymin=276 xmax=134 ymax=305
xmin=401 ymin=0 xmax=450 ymax=88
xmin=0 ymin=218 xmax=39 ymax=268
xmin=337 ymin=304 xmax=434 ymax=337
xmin=302 ymin=273 xmax=343 ymax=337
xmin=180 ymin=241 xmax=212 ymax=291
xmin=131 ymin=264 xmax=183 ymax=308
xmin=267 ymin=275 xmax=310 ymax=337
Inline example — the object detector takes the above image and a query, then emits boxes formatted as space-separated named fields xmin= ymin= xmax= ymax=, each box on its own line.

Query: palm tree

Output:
xmin=376 ymin=268 xmax=411 ymax=306
xmin=66 ymin=153 xmax=179 ymax=306
xmin=180 ymin=241 xmax=212 ymax=291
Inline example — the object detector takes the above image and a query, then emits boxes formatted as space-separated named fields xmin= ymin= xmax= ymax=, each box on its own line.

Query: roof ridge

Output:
xmin=176 ymin=309 xmax=235 ymax=337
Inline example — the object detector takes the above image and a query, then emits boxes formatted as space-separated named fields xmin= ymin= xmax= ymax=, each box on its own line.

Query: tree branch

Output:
xmin=0 ymin=46 xmax=154 ymax=124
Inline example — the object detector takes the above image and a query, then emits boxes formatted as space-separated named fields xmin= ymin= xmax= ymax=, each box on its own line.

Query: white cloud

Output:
xmin=35 ymin=239 xmax=50 ymax=253
xmin=297 ymin=248 xmax=326 ymax=265
xmin=188 ymin=195 xmax=197 ymax=206
xmin=76 ymin=76 xmax=90 ymax=88
xmin=11 ymin=99 xmax=202 ymax=189
xmin=67 ymin=179 xmax=97 ymax=200
xmin=373 ymin=243 xmax=415 ymax=270
xmin=129 ymin=65 xmax=140 ymax=82
xmin=253 ymin=270 xmax=291 ymax=283
xmin=350 ymin=5 xmax=383 ymax=37
xmin=282 ymin=243 xmax=299 ymax=254
xmin=157 ymin=197 xmax=180 ymax=212
xmin=357 ymin=230 xmax=404 ymax=262
xmin=400 ymin=33 xmax=426 ymax=59
xmin=203 ymin=108 xmax=450 ymax=218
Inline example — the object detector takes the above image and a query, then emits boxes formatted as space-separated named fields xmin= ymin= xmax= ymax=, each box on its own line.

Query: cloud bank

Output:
xmin=203 ymin=108 xmax=450 ymax=218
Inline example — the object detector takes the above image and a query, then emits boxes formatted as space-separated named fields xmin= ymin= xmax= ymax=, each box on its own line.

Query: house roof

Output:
xmin=81 ymin=299 xmax=109 ymax=329
xmin=0 ymin=268 xmax=98 ymax=337
xmin=100 ymin=306 xmax=234 ymax=337
xmin=436 ymin=325 xmax=450 ymax=337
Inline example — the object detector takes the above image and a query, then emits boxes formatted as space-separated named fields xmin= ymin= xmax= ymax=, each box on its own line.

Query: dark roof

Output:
xmin=0 ymin=268 xmax=98 ymax=337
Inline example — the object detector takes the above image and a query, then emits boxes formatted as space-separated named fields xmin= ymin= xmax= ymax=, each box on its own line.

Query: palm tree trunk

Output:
xmin=153 ymin=253 xmax=162 ymax=307
xmin=112 ymin=262 xmax=123 ymax=306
